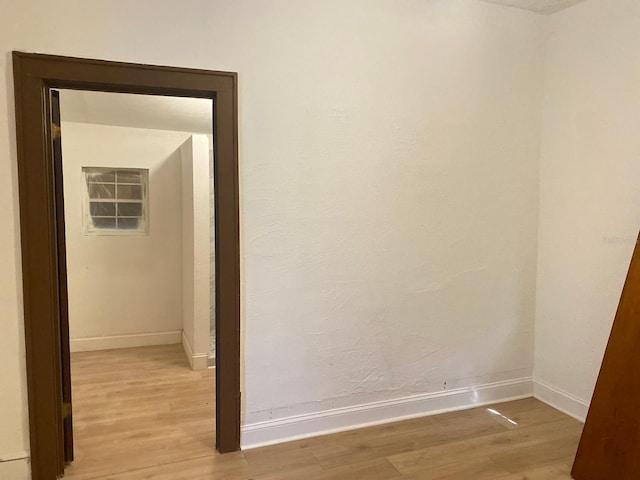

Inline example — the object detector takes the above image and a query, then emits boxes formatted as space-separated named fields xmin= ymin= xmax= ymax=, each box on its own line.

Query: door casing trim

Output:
xmin=12 ymin=52 xmax=241 ymax=480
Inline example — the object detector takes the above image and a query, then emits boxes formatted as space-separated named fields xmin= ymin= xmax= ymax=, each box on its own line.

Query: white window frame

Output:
xmin=82 ymin=167 xmax=149 ymax=236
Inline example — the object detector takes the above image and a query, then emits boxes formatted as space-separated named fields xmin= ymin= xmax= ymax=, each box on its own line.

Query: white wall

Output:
xmin=61 ymin=121 xmax=190 ymax=349
xmin=181 ymin=135 xmax=212 ymax=369
xmin=0 ymin=0 xmax=546 ymax=474
xmin=237 ymin=0 xmax=544 ymax=435
xmin=534 ymin=0 xmax=640 ymax=419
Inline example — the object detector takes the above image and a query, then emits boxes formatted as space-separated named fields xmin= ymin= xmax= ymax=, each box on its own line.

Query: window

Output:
xmin=83 ymin=167 xmax=149 ymax=235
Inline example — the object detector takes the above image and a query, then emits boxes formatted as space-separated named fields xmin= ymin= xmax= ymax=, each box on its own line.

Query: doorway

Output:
xmin=58 ymin=90 xmax=217 ymax=476
xmin=12 ymin=53 xmax=240 ymax=480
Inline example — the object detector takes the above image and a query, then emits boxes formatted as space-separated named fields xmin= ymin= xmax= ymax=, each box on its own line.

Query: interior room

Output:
xmin=58 ymin=91 xmax=217 ymax=477
xmin=2 ymin=0 xmax=639 ymax=479
xmin=59 ymin=91 xmax=215 ymax=368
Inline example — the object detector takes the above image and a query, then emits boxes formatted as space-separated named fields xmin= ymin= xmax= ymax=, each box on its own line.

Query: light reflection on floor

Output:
xmin=487 ymin=407 xmax=519 ymax=425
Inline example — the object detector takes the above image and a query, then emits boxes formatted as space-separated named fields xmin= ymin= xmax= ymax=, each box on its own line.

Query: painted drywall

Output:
xmin=60 ymin=121 xmax=189 ymax=347
xmin=480 ymin=0 xmax=588 ymax=15
xmin=181 ymin=135 xmax=212 ymax=369
xmin=534 ymin=0 xmax=640 ymax=417
xmin=0 ymin=0 xmax=546 ymax=471
xmin=0 ymin=458 xmax=30 ymax=480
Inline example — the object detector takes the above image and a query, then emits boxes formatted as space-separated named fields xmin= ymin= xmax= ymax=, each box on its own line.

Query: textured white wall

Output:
xmin=534 ymin=0 xmax=640 ymax=408
xmin=61 ymin=121 xmax=188 ymax=342
xmin=0 ymin=0 xmax=545 ymax=474
xmin=181 ymin=135 xmax=212 ymax=367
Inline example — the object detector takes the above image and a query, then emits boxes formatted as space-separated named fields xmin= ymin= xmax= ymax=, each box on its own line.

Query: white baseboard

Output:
xmin=70 ymin=331 xmax=181 ymax=352
xmin=241 ymin=377 xmax=533 ymax=449
xmin=181 ymin=331 xmax=209 ymax=371
xmin=0 ymin=453 xmax=30 ymax=480
xmin=533 ymin=379 xmax=589 ymax=422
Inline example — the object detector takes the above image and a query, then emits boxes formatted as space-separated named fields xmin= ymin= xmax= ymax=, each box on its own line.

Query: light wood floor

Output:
xmin=64 ymin=345 xmax=583 ymax=479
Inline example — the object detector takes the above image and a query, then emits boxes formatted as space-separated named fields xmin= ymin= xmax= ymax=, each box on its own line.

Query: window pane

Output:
xmin=83 ymin=167 xmax=148 ymax=235
xmin=117 ymin=171 xmax=142 ymax=183
xmin=92 ymin=217 xmax=116 ymax=229
xmin=118 ymin=218 xmax=140 ymax=230
xmin=86 ymin=171 xmax=116 ymax=183
xmin=117 ymin=184 xmax=143 ymax=200
xmin=90 ymin=201 xmax=116 ymax=216
xmin=117 ymin=202 xmax=143 ymax=217
xmin=88 ymin=183 xmax=116 ymax=199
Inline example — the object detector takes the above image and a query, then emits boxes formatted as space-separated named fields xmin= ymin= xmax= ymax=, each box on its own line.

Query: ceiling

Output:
xmin=479 ymin=0 xmax=587 ymax=15
xmin=59 ymin=90 xmax=213 ymax=134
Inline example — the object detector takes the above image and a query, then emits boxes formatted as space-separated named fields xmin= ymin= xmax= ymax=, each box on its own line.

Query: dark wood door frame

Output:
xmin=12 ymin=52 xmax=241 ymax=480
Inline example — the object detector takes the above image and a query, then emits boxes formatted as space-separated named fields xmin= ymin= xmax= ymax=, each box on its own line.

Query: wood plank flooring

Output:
xmin=64 ymin=345 xmax=582 ymax=479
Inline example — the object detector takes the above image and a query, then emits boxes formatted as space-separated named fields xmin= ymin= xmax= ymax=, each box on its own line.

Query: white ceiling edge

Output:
xmin=59 ymin=90 xmax=213 ymax=135
xmin=478 ymin=0 xmax=588 ymax=15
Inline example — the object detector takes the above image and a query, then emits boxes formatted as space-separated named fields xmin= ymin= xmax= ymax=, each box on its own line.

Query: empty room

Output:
xmin=2 ymin=1 xmax=639 ymax=479
xmin=57 ymin=90 xmax=217 ymax=477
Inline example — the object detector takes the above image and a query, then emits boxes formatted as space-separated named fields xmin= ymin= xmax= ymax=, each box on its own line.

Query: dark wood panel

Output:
xmin=13 ymin=52 xmax=66 ymax=480
xmin=572 ymin=233 xmax=640 ymax=479
xmin=51 ymin=89 xmax=75 ymax=464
